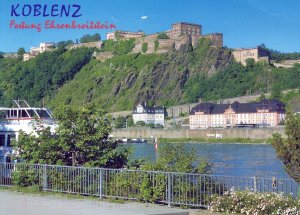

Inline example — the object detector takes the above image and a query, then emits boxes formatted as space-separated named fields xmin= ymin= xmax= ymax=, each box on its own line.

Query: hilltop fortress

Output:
xmin=106 ymin=22 xmax=223 ymax=54
xmin=22 ymin=21 xmax=270 ymax=65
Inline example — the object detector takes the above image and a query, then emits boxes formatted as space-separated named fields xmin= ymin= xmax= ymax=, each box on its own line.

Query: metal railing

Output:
xmin=0 ymin=163 xmax=298 ymax=208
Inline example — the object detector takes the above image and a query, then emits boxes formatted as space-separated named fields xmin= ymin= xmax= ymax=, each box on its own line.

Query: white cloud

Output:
xmin=141 ymin=16 xmax=148 ymax=20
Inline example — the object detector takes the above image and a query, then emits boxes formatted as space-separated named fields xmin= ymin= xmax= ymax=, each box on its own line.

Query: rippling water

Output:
xmin=125 ymin=142 xmax=292 ymax=179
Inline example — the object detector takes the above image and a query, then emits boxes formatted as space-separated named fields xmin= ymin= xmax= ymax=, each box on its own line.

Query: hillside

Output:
xmin=0 ymin=47 xmax=94 ymax=107
xmin=49 ymin=39 xmax=232 ymax=110
xmin=0 ymin=38 xmax=299 ymax=112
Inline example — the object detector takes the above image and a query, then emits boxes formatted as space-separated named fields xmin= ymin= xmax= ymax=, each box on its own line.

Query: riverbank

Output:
xmin=112 ymin=127 xmax=284 ymax=142
xmin=159 ymin=137 xmax=272 ymax=144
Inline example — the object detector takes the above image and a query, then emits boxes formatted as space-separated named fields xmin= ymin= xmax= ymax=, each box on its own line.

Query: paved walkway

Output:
xmin=0 ymin=190 xmax=191 ymax=215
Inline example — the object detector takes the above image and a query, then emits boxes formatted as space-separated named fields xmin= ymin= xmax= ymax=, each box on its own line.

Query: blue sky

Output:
xmin=0 ymin=0 xmax=299 ymax=53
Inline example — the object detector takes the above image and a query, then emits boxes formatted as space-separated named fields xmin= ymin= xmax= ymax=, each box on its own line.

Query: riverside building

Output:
xmin=189 ymin=99 xmax=285 ymax=129
xmin=132 ymin=104 xmax=165 ymax=126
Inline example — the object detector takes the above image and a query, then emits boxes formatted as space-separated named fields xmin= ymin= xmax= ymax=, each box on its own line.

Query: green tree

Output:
xmin=17 ymin=47 xmax=25 ymax=56
xmin=245 ymin=58 xmax=255 ymax=67
xmin=126 ymin=116 xmax=134 ymax=127
xmin=56 ymin=40 xmax=73 ymax=49
xmin=114 ymin=116 xmax=126 ymax=128
xmin=142 ymin=143 xmax=211 ymax=173
xmin=157 ymin=32 xmax=169 ymax=39
xmin=270 ymin=85 xmax=282 ymax=100
xmin=154 ymin=40 xmax=159 ymax=52
xmin=135 ymin=121 xmax=146 ymax=127
xmin=80 ymin=33 xmax=101 ymax=43
xmin=142 ymin=43 xmax=148 ymax=53
xmin=258 ymin=93 xmax=266 ymax=101
xmin=115 ymin=31 xmax=121 ymax=40
xmin=272 ymin=110 xmax=300 ymax=183
xmin=14 ymin=105 xmax=130 ymax=168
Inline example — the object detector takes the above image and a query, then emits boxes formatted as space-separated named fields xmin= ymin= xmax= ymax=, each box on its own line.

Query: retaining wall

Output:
xmin=111 ymin=127 xmax=285 ymax=140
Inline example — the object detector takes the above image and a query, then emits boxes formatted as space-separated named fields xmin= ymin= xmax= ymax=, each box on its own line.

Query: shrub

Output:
xmin=135 ymin=121 xmax=146 ymax=126
xmin=12 ymin=166 xmax=42 ymax=189
xmin=102 ymin=39 xmax=135 ymax=55
xmin=142 ymin=43 xmax=148 ymax=53
xmin=154 ymin=40 xmax=159 ymax=52
xmin=157 ymin=33 xmax=169 ymax=39
xmin=209 ymin=189 xmax=300 ymax=214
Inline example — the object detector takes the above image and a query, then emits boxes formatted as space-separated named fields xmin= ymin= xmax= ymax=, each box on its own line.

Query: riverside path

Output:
xmin=0 ymin=190 xmax=192 ymax=215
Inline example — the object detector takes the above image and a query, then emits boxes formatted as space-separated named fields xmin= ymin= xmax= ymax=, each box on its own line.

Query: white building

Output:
xmin=39 ymin=42 xmax=54 ymax=53
xmin=132 ymin=104 xmax=165 ymax=126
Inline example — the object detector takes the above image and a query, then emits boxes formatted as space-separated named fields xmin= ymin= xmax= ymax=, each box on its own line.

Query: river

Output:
xmin=125 ymin=142 xmax=293 ymax=180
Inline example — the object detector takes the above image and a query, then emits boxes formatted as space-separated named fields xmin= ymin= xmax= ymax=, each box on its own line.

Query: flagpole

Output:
xmin=154 ymin=137 xmax=158 ymax=162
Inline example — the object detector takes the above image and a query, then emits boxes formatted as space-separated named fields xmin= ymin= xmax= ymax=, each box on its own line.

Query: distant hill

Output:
xmin=0 ymin=39 xmax=299 ymax=112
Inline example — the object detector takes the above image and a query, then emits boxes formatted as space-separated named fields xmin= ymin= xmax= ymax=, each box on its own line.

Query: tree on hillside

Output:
xmin=272 ymin=110 xmax=300 ymax=183
xmin=14 ymin=105 xmax=130 ymax=168
xmin=245 ymin=58 xmax=255 ymax=67
xmin=17 ymin=47 xmax=25 ymax=56
xmin=157 ymin=32 xmax=169 ymax=39
xmin=80 ymin=33 xmax=101 ymax=43
xmin=56 ymin=40 xmax=73 ymax=49
xmin=258 ymin=93 xmax=266 ymax=102
xmin=270 ymin=85 xmax=283 ymax=100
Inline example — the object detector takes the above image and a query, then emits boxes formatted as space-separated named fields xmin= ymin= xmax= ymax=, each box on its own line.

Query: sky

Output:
xmin=0 ymin=0 xmax=300 ymax=53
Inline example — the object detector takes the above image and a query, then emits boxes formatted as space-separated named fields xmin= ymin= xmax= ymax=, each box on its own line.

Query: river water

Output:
xmin=125 ymin=142 xmax=292 ymax=180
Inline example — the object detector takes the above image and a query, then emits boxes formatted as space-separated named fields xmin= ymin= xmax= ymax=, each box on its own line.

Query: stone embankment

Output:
xmin=111 ymin=127 xmax=285 ymax=140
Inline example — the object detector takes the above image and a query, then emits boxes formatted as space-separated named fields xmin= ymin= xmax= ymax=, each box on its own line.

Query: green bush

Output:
xmin=12 ymin=166 xmax=42 ymax=189
xmin=102 ymin=39 xmax=135 ymax=55
xmin=209 ymin=189 xmax=300 ymax=214
xmin=135 ymin=121 xmax=146 ymax=126
xmin=142 ymin=43 xmax=148 ymax=53
xmin=154 ymin=40 xmax=159 ymax=52
xmin=157 ymin=33 xmax=169 ymax=39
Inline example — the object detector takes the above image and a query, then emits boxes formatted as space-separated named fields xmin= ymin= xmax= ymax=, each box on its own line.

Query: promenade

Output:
xmin=0 ymin=190 xmax=192 ymax=215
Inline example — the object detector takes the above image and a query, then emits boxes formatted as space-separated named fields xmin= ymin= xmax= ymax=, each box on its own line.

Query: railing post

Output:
xmin=99 ymin=168 xmax=103 ymax=198
xmin=43 ymin=165 xmax=48 ymax=190
xmin=167 ymin=172 xmax=171 ymax=207
xmin=0 ymin=163 xmax=3 ymax=185
xmin=253 ymin=176 xmax=257 ymax=193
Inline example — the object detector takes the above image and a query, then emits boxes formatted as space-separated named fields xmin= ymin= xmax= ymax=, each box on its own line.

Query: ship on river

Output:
xmin=0 ymin=100 xmax=57 ymax=162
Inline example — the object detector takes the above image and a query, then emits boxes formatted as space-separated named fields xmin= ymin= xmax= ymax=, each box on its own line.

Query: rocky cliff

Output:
xmin=49 ymin=38 xmax=233 ymax=111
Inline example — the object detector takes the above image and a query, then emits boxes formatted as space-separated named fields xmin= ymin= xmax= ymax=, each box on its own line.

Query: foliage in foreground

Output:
xmin=14 ymin=105 xmax=130 ymax=168
xmin=141 ymin=143 xmax=211 ymax=173
xmin=272 ymin=110 xmax=300 ymax=183
xmin=11 ymin=142 xmax=218 ymax=204
xmin=209 ymin=189 xmax=300 ymax=215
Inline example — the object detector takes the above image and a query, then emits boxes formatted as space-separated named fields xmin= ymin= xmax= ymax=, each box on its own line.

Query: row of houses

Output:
xmin=132 ymin=99 xmax=286 ymax=129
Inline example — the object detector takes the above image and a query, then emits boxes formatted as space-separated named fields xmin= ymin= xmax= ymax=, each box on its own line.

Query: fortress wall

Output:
xmin=146 ymin=42 xmax=155 ymax=53
xmin=174 ymin=35 xmax=191 ymax=50
xmin=95 ymin=52 xmax=114 ymax=62
xmin=68 ymin=41 xmax=103 ymax=49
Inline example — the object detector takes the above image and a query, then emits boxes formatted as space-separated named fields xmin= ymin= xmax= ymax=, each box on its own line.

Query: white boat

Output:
xmin=0 ymin=100 xmax=57 ymax=162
